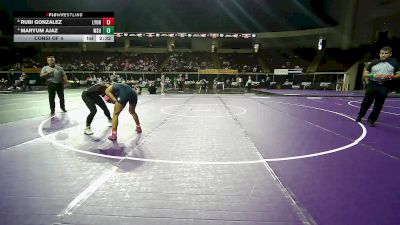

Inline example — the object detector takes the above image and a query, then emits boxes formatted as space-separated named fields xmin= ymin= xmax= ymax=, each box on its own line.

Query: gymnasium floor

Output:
xmin=0 ymin=88 xmax=399 ymax=225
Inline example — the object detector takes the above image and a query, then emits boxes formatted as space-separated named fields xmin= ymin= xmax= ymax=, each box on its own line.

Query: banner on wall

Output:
xmin=21 ymin=68 xmax=42 ymax=73
xmin=198 ymin=69 xmax=238 ymax=75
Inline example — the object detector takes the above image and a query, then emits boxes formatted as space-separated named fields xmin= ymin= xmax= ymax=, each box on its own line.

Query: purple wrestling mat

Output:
xmin=255 ymin=88 xmax=400 ymax=98
xmin=0 ymin=93 xmax=399 ymax=225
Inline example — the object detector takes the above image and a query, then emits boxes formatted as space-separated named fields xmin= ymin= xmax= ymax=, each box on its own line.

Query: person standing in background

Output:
xmin=160 ymin=73 xmax=165 ymax=95
xmin=356 ymin=46 xmax=400 ymax=127
xmin=40 ymin=56 xmax=68 ymax=116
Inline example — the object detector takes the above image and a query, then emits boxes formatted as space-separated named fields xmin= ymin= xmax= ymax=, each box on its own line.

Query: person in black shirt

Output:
xmin=356 ymin=46 xmax=400 ymax=126
xmin=82 ymin=83 xmax=113 ymax=135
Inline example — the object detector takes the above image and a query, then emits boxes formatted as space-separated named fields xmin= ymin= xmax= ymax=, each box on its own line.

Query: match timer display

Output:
xmin=14 ymin=12 xmax=115 ymax=42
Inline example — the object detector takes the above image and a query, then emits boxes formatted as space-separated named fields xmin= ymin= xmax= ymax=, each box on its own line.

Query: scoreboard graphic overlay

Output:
xmin=14 ymin=12 xmax=114 ymax=42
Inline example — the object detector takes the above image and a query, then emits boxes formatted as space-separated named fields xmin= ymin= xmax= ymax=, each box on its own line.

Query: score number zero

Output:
xmin=92 ymin=27 xmax=113 ymax=34
xmin=91 ymin=18 xmax=114 ymax=26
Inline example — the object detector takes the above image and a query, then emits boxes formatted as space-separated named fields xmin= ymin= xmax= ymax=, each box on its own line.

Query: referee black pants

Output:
xmin=47 ymin=82 xmax=65 ymax=112
xmin=358 ymin=82 xmax=389 ymax=122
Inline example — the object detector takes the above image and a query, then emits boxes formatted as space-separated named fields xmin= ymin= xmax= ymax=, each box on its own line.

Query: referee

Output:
xmin=356 ymin=46 xmax=400 ymax=126
xmin=40 ymin=56 xmax=68 ymax=116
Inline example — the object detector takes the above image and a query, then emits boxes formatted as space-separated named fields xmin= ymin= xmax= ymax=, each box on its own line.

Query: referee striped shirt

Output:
xmin=367 ymin=58 xmax=399 ymax=82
